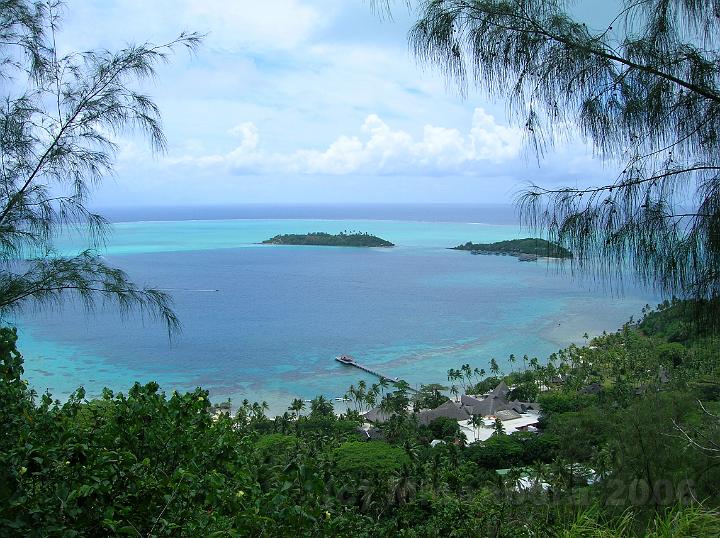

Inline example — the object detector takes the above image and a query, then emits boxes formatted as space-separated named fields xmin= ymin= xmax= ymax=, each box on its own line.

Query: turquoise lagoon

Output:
xmin=16 ymin=209 xmax=658 ymax=415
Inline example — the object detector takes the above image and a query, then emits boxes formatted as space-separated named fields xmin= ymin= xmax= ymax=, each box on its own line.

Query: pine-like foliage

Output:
xmin=0 ymin=1 xmax=201 ymax=332
xmin=409 ymin=0 xmax=720 ymax=301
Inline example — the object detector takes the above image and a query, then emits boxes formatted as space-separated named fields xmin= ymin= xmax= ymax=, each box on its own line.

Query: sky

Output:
xmin=55 ymin=0 xmax=623 ymax=206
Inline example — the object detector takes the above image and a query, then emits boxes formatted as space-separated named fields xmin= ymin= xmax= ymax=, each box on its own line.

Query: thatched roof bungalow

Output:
xmin=461 ymin=394 xmax=512 ymax=416
xmin=362 ymin=406 xmax=394 ymax=424
xmin=461 ymin=382 xmax=540 ymax=417
xmin=415 ymin=401 xmax=470 ymax=426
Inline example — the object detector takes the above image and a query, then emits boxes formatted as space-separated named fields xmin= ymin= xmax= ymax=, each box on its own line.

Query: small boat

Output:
xmin=335 ymin=355 xmax=356 ymax=365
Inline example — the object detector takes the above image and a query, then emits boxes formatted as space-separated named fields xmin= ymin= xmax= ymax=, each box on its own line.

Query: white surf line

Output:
xmin=157 ymin=288 xmax=219 ymax=292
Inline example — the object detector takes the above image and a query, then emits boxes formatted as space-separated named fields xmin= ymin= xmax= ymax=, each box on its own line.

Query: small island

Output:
xmin=262 ymin=231 xmax=395 ymax=248
xmin=451 ymin=237 xmax=572 ymax=261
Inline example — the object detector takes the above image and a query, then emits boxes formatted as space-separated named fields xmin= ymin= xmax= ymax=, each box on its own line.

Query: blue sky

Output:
xmin=56 ymin=0 xmax=623 ymax=206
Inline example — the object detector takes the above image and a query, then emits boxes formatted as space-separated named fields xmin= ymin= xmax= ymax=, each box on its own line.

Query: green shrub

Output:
xmin=333 ymin=441 xmax=410 ymax=476
xmin=538 ymin=391 xmax=596 ymax=416
xmin=428 ymin=416 xmax=462 ymax=441
xmin=465 ymin=435 xmax=524 ymax=469
xmin=254 ymin=433 xmax=298 ymax=462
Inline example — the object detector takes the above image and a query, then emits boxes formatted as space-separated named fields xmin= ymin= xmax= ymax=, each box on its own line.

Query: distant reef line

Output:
xmin=451 ymin=238 xmax=572 ymax=261
xmin=261 ymin=231 xmax=395 ymax=248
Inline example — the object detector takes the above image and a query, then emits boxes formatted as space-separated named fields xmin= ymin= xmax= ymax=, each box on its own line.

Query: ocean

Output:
xmin=14 ymin=204 xmax=658 ymax=415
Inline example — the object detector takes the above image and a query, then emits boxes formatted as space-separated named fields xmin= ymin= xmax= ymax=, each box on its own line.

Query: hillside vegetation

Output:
xmin=2 ymin=299 xmax=720 ymax=535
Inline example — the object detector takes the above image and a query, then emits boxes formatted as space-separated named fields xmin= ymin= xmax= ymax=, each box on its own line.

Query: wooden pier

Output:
xmin=335 ymin=355 xmax=417 ymax=392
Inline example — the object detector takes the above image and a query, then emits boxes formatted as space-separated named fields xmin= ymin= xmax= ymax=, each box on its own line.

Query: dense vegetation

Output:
xmin=262 ymin=231 xmax=395 ymax=248
xmin=3 ymin=299 xmax=720 ymax=536
xmin=452 ymin=238 xmax=572 ymax=259
xmin=2 ymin=2 xmax=720 ymax=535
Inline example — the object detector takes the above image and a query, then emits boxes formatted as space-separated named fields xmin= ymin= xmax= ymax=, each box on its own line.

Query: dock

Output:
xmin=335 ymin=355 xmax=417 ymax=392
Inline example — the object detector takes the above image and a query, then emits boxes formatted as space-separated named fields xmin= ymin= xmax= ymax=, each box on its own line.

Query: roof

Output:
xmin=461 ymin=394 xmax=513 ymax=416
xmin=356 ymin=426 xmax=385 ymax=441
xmin=495 ymin=409 xmax=522 ymax=421
xmin=580 ymin=382 xmax=602 ymax=394
xmin=416 ymin=401 xmax=470 ymax=425
xmin=460 ymin=412 xmax=541 ymax=443
xmin=362 ymin=406 xmax=394 ymax=424
xmin=461 ymin=394 xmax=483 ymax=407
xmin=489 ymin=381 xmax=510 ymax=399
xmin=508 ymin=400 xmax=542 ymax=413
xmin=461 ymin=383 xmax=539 ymax=418
xmin=366 ymin=427 xmax=385 ymax=440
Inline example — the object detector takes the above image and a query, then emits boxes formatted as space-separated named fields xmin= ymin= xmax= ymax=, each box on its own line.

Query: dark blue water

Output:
xmin=17 ymin=205 xmax=657 ymax=414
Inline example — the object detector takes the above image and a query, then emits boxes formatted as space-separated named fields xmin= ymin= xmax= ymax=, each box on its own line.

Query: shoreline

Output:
xmin=22 ymin=311 xmax=641 ymax=419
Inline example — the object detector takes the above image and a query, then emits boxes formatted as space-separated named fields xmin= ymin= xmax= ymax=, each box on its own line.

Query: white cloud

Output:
xmin=227 ymin=122 xmax=259 ymax=150
xmin=63 ymin=0 xmax=326 ymax=53
xmin=184 ymin=0 xmax=325 ymax=51
xmin=167 ymin=108 xmax=523 ymax=176
xmin=469 ymin=108 xmax=523 ymax=161
xmin=49 ymin=1 xmax=609 ymax=205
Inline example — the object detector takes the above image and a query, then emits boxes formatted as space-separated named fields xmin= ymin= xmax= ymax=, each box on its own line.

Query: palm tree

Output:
xmin=252 ymin=401 xmax=268 ymax=419
xmin=344 ymin=384 xmax=357 ymax=411
xmin=470 ymin=414 xmax=484 ymax=442
xmin=379 ymin=377 xmax=390 ymax=395
xmin=364 ymin=389 xmax=378 ymax=411
xmin=342 ymin=409 xmax=362 ymax=423
xmin=490 ymin=357 xmax=500 ymax=377
xmin=358 ymin=479 xmax=381 ymax=514
xmin=545 ymin=363 xmax=557 ymax=386
xmin=492 ymin=418 xmax=505 ymax=436
xmin=450 ymin=384 xmax=459 ymax=402
xmin=276 ymin=411 xmax=292 ymax=434
xmin=508 ymin=353 xmax=516 ymax=372
xmin=402 ymin=440 xmax=421 ymax=464
xmin=235 ymin=399 xmax=251 ymax=426
xmin=289 ymin=398 xmax=305 ymax=418
xmin=357 ymin=385 xmax=368 ymax=412
xmin=384 ymin=390 xmax=410 ymax=416
xmin=311 ymin=395 xmax=335 ymax=417
xmin=379 ymin=391 xmax=407 ymax=417
xmin=390 ymin=466 xmax=418 ymax=506
xmin=461 ymin=363 xmax=473 ymax=393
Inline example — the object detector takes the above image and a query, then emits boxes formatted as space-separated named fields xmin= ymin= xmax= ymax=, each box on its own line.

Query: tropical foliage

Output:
xmin=407 ymin=0 xmax=720 ymax=306
xmin=453 ymin=237 xmax=572 ymax=258
xmin=3 ymin=1 xmax=720 ymax=536
xmin=3 ymin=300 xmax=720 ymax=536
xmin=0 ymin=0 xmax=199 ymax=332
xmin=262 ymin=231 xmax=395 ymax=247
